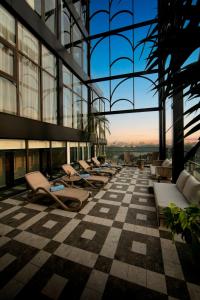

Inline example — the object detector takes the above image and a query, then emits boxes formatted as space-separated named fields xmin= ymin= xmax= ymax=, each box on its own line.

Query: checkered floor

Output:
xmin=0 ymin=167 xmax=200 ymax=299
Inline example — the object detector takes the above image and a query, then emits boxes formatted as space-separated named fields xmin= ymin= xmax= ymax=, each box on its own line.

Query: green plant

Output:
xmin=163 ymin=203 xmax=200 ymax=246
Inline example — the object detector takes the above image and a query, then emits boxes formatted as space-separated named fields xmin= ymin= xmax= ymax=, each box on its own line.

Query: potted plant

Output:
xmin=163 ymin=203 xmax=200 ymax=262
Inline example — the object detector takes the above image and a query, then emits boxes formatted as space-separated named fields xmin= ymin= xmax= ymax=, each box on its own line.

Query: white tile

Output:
xmin=140 ymin=188 xmax=148 ymax=192
xmin=86 ymin=270 xmax=108 ymax=293
xmin=109 ymin=194 xmax=118 ymax=199
xmin=51 ymin=209 xmax=77 ymax=218
xmin=131 ymin=241 xmax=147 ymax=255
xmin=0 ymin=206 xmax=20 ymax=219
xmin=0 ymin=224 xmax=13 ymax=236
xmin=14 ymin=231 xmax=49 ymax=249
xmin=164 ymin=260 xmax=184 ymax=280
xmin=115 ymin=207 xmax=128 ymax=222
xmin=30 ymin=250 xmax=51 ymax=267
xmin=14 ymin=262 xmax=39 ymax=284
xmin=0 ymin=279 xmax=24 ymax=299
xmin=0 ymin=236 xmax=10 ymax=247
xmin=122 ymin=194 xmax=132 ymax=204
xmin=146 ymin=270 xmax=167 ymax=294
xmin=53 ymin=219 xmax=81 ymax=242
xmin=81 ymin=202 xmax=96 ymax=215
xmin=95 ymin=190 xmax=106 ymax=199
xmin=127 ymin=185 xmax=135 ymax=192
xmin=17 ymin=212 xmax=48 ymax=230
xmin=3 ymin=199 xmax=23 ymax=206
xmin=139 ymin=198 xmax=147 ymax=203
xmin=110 ymin=260 xmax=146 ymax=287
xmin=109 ymin=189 xmax=126 ymax=194
xmin=116 ymin=185 xmax=123 ymax=189
xmin=133 ymin=192 xmax=154 ymax=198
xmin=130 ymin=203 xmax=156 ymax=212
xmin=160 ymin=238 xmax=180 ymax=264
xmin=81 ymin=229 xmax=96 ymax=240
xmin=123 ymin=223 xmax=159 ymax=237
xmin=136 ymin=213 xmax=147 ymax=221
xmin=43 ymin=220 xmax=57 ymax=229
xmin=24 ymin=203 xmax=47 ymax=211
xmin=100 ymin=228 xmax=122 ymax=258
xmin=83 ymin=215 xmax=113 ymax=227
xmin=42 ymin=274 xmax=68 ymax=300
xmin=55 ymin=244 xmax=98 ymax=268
xmin=13 ymin=212 xmax=26 ymax=220
xmin=0 ymin=253 xmax=16 ymax=272
xmin=99 ymin=207 xmax=109 ymax=213
xmin=104 ymin=183 xmax=112 ymax=190
xmin=98 ymin=199 xmax=121 ymax=206
xmin=187 ymin=282 xmax=200 ymax=300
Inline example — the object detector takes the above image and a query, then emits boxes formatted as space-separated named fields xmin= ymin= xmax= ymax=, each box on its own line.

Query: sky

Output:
xmin=89 ymin=0 xmax=200 ymax=146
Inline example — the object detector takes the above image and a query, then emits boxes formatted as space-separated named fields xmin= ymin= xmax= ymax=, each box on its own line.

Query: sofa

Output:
xmin=150 ymin=158 xmax=172 ymax=181
xmin=153 ymin=170 xmax=200 ymax=224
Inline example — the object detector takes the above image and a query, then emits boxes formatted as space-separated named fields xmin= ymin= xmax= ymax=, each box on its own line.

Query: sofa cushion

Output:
xmin=153 ymin=182 xmax=188 ymax=214
xmin=162 ymin=159 xmax=171 ymax=167
xmin=182 ymin=175 xmax=200 ymax=205
xmin=150 ymin=165 xmax=156 ymax=176
xmin=176 ymin=170 xmax=190 ymax=193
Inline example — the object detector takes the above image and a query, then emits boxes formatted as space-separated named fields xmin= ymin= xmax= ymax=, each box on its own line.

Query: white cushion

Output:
xmin=153 ymin=182 xmax=188 ymax=214
xmin=162 ymin=159 xmax=170 ymax=167
xmin=182 ymin=175 xmax=200 ymax=205
xmin=176 ymin=170 xmax=190 ymax=192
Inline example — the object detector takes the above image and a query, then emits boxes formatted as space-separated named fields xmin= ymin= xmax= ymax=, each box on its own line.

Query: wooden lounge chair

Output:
xmin=92 ymin=157 xmax=122 ymax=171
xmin=61 ymin=164 xmax=109 ymax=188
xmin=25 ymin=171 xmax=90 ymax=211
xmin=79 ymin=160 xmax=116 ymax=176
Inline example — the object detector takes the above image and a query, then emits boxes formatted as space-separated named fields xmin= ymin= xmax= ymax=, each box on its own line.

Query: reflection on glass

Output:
xmin=52 ymin=148 xmax=66 ymax=169
xmin=63 ymin=65 xmax=72 ymax=88
xmin=70 ymin=147 xmax=77 ymax=163
xmin=63 ymin=87 xmax=72 ymax=127
xmin=18 ymin=23 xmax=39 ymax=64
xmin=61 ymin=1 xmax=71 ymax=47
xmin=45 ymin=0 xmax=56 ymax=33
xmin=0 ymin=153 xmax=6 ymax=187
xmin=73 ymin=75 xmax=81 ymax=95
xmin=28 ymin=149 xmax=40 ymax=172
xmin=0 ymin=43 xmax=14 ymax=76
xmin=0 ymin=77 xmax=17 ymax=114
xmin=19 ymin=55 xmax=40 ymax=120
xmin=26 ymin=0 xmax=41 ymax=15
xmin=72 ymin=45 xmax=82 ymax=67
xmin=28 ymin=140 xmax=50 ymax=149
xmin=0 ymin=139 xmax=25 ymax=150
xmin=52 ymin=141 xmax=66 ymax=148
xmin=0 ymin=5 xmax=15 ymax=45
xmin=42 ymin=45 xmax=56 ymax=76
xmin=82 ymin=100 xmax=88 ymax=130
xmin=14 ymin=150 xmax=26 ymax=179
xmin=43 ymin=71 xmax=57 ymax=124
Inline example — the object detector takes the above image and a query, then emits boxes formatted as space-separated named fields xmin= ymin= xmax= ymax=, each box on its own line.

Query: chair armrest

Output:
xmin=152 ymin=160 xmax=163 ymax=166
xmin=155 ymin=166 xmax=172 ymax=178
xmin=53 ymin=179 xmax=70 ymax=187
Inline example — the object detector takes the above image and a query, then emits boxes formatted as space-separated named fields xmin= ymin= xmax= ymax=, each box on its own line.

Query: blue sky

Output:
xmin=89 ymin=0 xmax=199 ymax=145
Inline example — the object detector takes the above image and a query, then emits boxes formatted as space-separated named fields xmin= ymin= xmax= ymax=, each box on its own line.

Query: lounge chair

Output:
xmin=61 ymin=164 xmax=109 ymax=188
xmin=91 ymin=157 xmax=122 ymax=171
xmin=25 ymin=171 xmax=90 ymax=211
xmin=79 ymin=160 xmax=116 ymax=176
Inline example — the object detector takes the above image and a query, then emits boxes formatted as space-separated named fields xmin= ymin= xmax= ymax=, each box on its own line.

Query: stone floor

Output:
xmin=0 ymin=167 xmax=200 ymax=299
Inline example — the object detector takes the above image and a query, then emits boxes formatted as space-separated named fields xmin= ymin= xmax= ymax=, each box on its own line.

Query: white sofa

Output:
xmin=154 ymin=170 xmax=200 ymax=223
xmin=150 ymin=159 xmax=172 ymax=180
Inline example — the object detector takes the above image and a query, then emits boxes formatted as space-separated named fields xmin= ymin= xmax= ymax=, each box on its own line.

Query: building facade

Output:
xmin=0 ymin=0 xmax=106 ymax=189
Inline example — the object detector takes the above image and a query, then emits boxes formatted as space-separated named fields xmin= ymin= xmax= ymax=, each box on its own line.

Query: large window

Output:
xmin=0 ymin=153 xmax=6 ymax=187
xmin=61 ymin=1 xmax=71 ymax=48
xmin=14 ymin=150 xmax=26 ymax=180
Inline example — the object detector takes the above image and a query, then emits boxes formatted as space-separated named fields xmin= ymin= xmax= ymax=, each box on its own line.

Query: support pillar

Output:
xmin=172 ymin=90 xmax=184 ymax=182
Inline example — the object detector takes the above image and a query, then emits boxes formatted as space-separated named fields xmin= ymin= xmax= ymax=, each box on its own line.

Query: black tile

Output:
xmin=26 ymin=213 xmax=71 ymax=239
xmin=159 ymin=230 xmax=173 ymax=240
xmin=15 ymin=255 xmax=91 ymax=300
xmin=166 ymin=276 xmax=190 ymax=299
xmin=6 ymin=228 xmax=22 ymax=238
xmin=75 ymin=213 xmax=85 ymax=220
xmin=121 ymin=203 xmax=129 ymax=207
xmin=94 ymin=255 xmax=113 ymax=273
xmin=64 ymin=221 xmax=110 ymax=254
xmin=0 ymin=240 xmax=38 ymax=289
xmin=112 ymin=221 xmax=124 ymax=229
xmin=134 ymin=186 xmax=150 ymax=194
xmin=131 ymin=195 xmax=155 ymax=207
xmin=125 ymin=207 xmax=158 ymax=228
xmin=115 ymin=230 xmax=164 ymax=274
xmin=88 ymin=202 xmax=119 ymax=220
xmin=110 ymin=184 xmax=129 ymax=192
xmin=102 ymin=191 xmax=124 ymax=202
xmin=44 ymin=240 xmax=61 ymax=253
xmin=103 ymin=275 xmax=168 ymax=300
